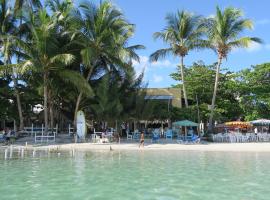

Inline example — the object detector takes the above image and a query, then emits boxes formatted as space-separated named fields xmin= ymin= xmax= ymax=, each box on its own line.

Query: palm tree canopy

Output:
xmin=150 ymin=10 xmax=205 ymax=61
xmin=206 ymin=6 xmax=262 ymax=58
xmin=76 ymin=1 xmax=144 ymax=76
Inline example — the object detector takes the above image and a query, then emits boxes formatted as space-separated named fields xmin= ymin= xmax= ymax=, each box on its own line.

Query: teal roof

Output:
xmin=172 ymin=120 xmax=198 ymax=127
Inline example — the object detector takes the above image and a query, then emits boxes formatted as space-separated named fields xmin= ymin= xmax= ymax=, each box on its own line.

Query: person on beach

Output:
xmin=254 ymin=127 xmax=258 ymax=135
xmin=139 ymin=130 xmax=144 ymax=148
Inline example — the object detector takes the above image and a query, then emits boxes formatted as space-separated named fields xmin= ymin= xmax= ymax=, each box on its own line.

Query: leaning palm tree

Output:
xmin=150 ymin=10 xmax=205 ymax=108
xmin=207 ymin=6 xmax=262 ymax=131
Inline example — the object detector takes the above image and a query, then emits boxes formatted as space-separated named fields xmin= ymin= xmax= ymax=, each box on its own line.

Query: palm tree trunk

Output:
xmin=73 ymin=66 xmax=93 ymax=129
xmin=14 ymin=16 xmax=24 ymax=131
xmin=44 ymin=71 xmax=49 ymax=134
xmin=12 ymin=73 xmax=24 ymax=131
xmin=6 ymin=55 xmax=24 ymax=131
xmin=180 ymin=56 xmax=188 ymax=107
xmin=208 ymin=56 xmax=223 ymax=132
xmin=49 ymin=90 xmax=54 ymax=129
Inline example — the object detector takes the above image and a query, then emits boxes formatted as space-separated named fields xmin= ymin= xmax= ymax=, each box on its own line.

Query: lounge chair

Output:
xmin=165 ymin=129 xmax=173 ymax=140
xmin=0 ymin=134 xmax=5 ymax=143
xmin=126 ymin=130 xmax=133 ymax=140
xmin=133 ymin=130 xmax=140 ymax=141
xmin=152 ymin=129 xmax=160 ymax=143
xmin=177 ymin=134 xmax=200 ymax=144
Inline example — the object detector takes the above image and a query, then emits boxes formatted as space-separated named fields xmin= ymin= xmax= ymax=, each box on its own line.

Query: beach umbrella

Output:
xmin=250 ymin=119 xmax=270 ymax=126
xmin=172 ymin=120 xmax=198 ymax=127
xmin=225 ymin=121 xmax=252 ymax=129
xmin=172 ymin=120 xmax=198 ymax=140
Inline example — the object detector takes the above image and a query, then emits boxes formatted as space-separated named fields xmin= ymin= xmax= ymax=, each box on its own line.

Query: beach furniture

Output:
xmin=92 ymin=129 xmax=102 ymax=143
xmin=133 ymin=130 xmax=140 ymax=141
xmin=20 ymin=124 xmax=34 ymax=136
xmin=0 ymin=134 xmax=5 ymax=142
xmin=34 ymin=125 xmax=56 ymax=143
xmin=152 ymin=129 xmax=160 ymax=143
xmin=177 ymin=133 xmax=200 ymax=144
xmin=126 ymin=130 xmax=133 ymax=140
xmin=165 ymin=129 xmax=173 ymax=139
xmin=68 ymin=124 xmax=74 ymax=136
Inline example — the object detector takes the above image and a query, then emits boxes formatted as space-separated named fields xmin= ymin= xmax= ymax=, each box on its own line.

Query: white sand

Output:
xmin=7 ymin=142 xmax=270 ymax=152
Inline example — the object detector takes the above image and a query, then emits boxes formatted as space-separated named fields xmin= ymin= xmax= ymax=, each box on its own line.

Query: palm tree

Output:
xmin=207 ymin=6 xmax=262 ymax=131
xmin=150 ymin=10 xmax=205 ymax=108
xmin=13 ymin=9 xmax=91 ymax=133
xmin=0 ymin=0 xmax=25 ymax=131
xmin=72 ymin=1 xmax=144 ymax=128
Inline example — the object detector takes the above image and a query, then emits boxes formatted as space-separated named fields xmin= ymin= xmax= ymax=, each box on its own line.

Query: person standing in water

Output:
xmin=139 ymin=130 xmax=144 ymax=148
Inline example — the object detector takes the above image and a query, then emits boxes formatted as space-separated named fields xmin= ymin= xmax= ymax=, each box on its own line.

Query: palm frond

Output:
xmin=149 ymin=48 xmax=173 ymax=62
xmin=60 ymin=69 xmax=93 ymax=97
xmin=50 ymin=53 xmax=75 ymax=66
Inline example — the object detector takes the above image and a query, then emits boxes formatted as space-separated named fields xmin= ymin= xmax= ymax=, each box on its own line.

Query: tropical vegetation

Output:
xmin=0 ymin=0 xmax=267 ymax=134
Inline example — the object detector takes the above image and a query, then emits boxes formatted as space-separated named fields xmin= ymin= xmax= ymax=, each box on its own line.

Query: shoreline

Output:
xmin=2 ymin=142 xmax=270 ymax=153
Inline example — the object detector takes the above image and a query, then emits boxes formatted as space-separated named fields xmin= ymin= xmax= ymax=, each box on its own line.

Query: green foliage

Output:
xmin=171 ymin=61 xmax=243 ymax=122
xmin=237 ymin=63 xmax=270 ymax=120
xmin=205 ymin=6 xmax=262 ymax=58
xmin=0 ymin=1 xmax=268 ymax=130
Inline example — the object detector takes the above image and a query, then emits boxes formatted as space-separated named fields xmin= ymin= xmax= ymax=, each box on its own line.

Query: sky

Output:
xmin=91 ymin=0 xmax=270 ymax=88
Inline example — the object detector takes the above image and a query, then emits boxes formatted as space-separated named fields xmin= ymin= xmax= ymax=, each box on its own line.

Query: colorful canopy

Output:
xmin=250 ymin=119 xmax=270 ymax=126
xmin=225 ymin=121 xmax=252 ymax=128
xmin=172 ymin=120 xmax=198 ymax=127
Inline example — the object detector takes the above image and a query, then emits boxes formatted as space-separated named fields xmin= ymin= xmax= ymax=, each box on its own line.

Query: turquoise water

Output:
xmin=0 ymin=150 xmax=270 ymax=200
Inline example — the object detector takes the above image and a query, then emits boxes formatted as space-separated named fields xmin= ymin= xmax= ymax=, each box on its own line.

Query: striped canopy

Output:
xmin=225 ymin=121 xmax=252 ymax=128
xmin=250 ymin=119 xmax=270 ymax=126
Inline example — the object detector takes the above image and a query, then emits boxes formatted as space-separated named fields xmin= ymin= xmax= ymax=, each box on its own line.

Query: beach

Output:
xmin=3 ymin=141 xmax=270 ymax=153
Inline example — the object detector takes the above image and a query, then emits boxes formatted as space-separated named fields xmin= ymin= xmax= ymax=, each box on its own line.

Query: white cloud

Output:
xmin=246 ymin=42 xmax=262 ymax=52
xmin=153 ymin=74 xmax=164 ymax=83
xmin=132 ymin=56 xmax=149 ymax=77
xmin=207 ymin=14 xmax=215 ymax=19
xmin=256 ymin=19 xmax=270 ymax=25
xmin=151 ymin=59 xmax=172 ymax=67
xmin=232 ymin=42 xmax=270 ymax=54
xmin=132 ymin=55 xmax=176 ymax=77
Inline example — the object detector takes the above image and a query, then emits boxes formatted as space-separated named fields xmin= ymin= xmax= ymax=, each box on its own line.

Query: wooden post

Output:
xmin=31 ymin=123 xmax=34 ymax=136
xmin=42 ymin=124 xmax=44 ymax=142
xmin=56 ymin=123 xmax=58 ymax=135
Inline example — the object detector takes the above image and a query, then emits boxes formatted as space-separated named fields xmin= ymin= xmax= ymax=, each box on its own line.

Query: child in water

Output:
xmin=139 ymin=130 xmax=144 ymax=148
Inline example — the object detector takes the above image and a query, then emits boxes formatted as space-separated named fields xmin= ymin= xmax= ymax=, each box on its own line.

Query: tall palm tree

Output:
xmin=0 ymin=0 xmax=25 ymax=131
xmin=150 ymin=10 xmax=205 ymax=108
xmin=207 ymin=6 xmax=262 ymax=131
xmin=72 ymin=1 xmax=144 ymax=128
xmin=13 ymin=9 xmax=91 ymax=133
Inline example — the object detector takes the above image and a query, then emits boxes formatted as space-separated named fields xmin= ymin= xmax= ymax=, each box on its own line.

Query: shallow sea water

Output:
xmin=0 ymin=149 xmax=270 ymax=200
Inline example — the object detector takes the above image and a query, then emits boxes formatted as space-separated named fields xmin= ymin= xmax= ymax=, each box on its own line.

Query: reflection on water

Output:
xmin=0 ymin=149 xmax=270 ymax=200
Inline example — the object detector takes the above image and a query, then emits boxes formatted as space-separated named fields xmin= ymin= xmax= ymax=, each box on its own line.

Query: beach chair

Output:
xmin=0 ymin=134 xmax=5 ymax=143
xmin=152 ymin=129 xmax=160 ymax=143
xmin=177 ymin=134 xmax=200 ymax=144
xmin=126 ymin=130 xmax=133 ymax=140
xmin=176 ymin=134 xmax=185 ymax=144
xmin=165 ymin=129 xmax=173 ymax=140
xmin=189 ymin=134 xmax=200 ymax=143
xmin=133 ymin=130 xmax=140 ymax=141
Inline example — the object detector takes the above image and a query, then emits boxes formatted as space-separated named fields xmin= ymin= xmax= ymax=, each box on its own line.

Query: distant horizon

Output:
xmin=88 ymin=0 xmax=270 ymax=88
